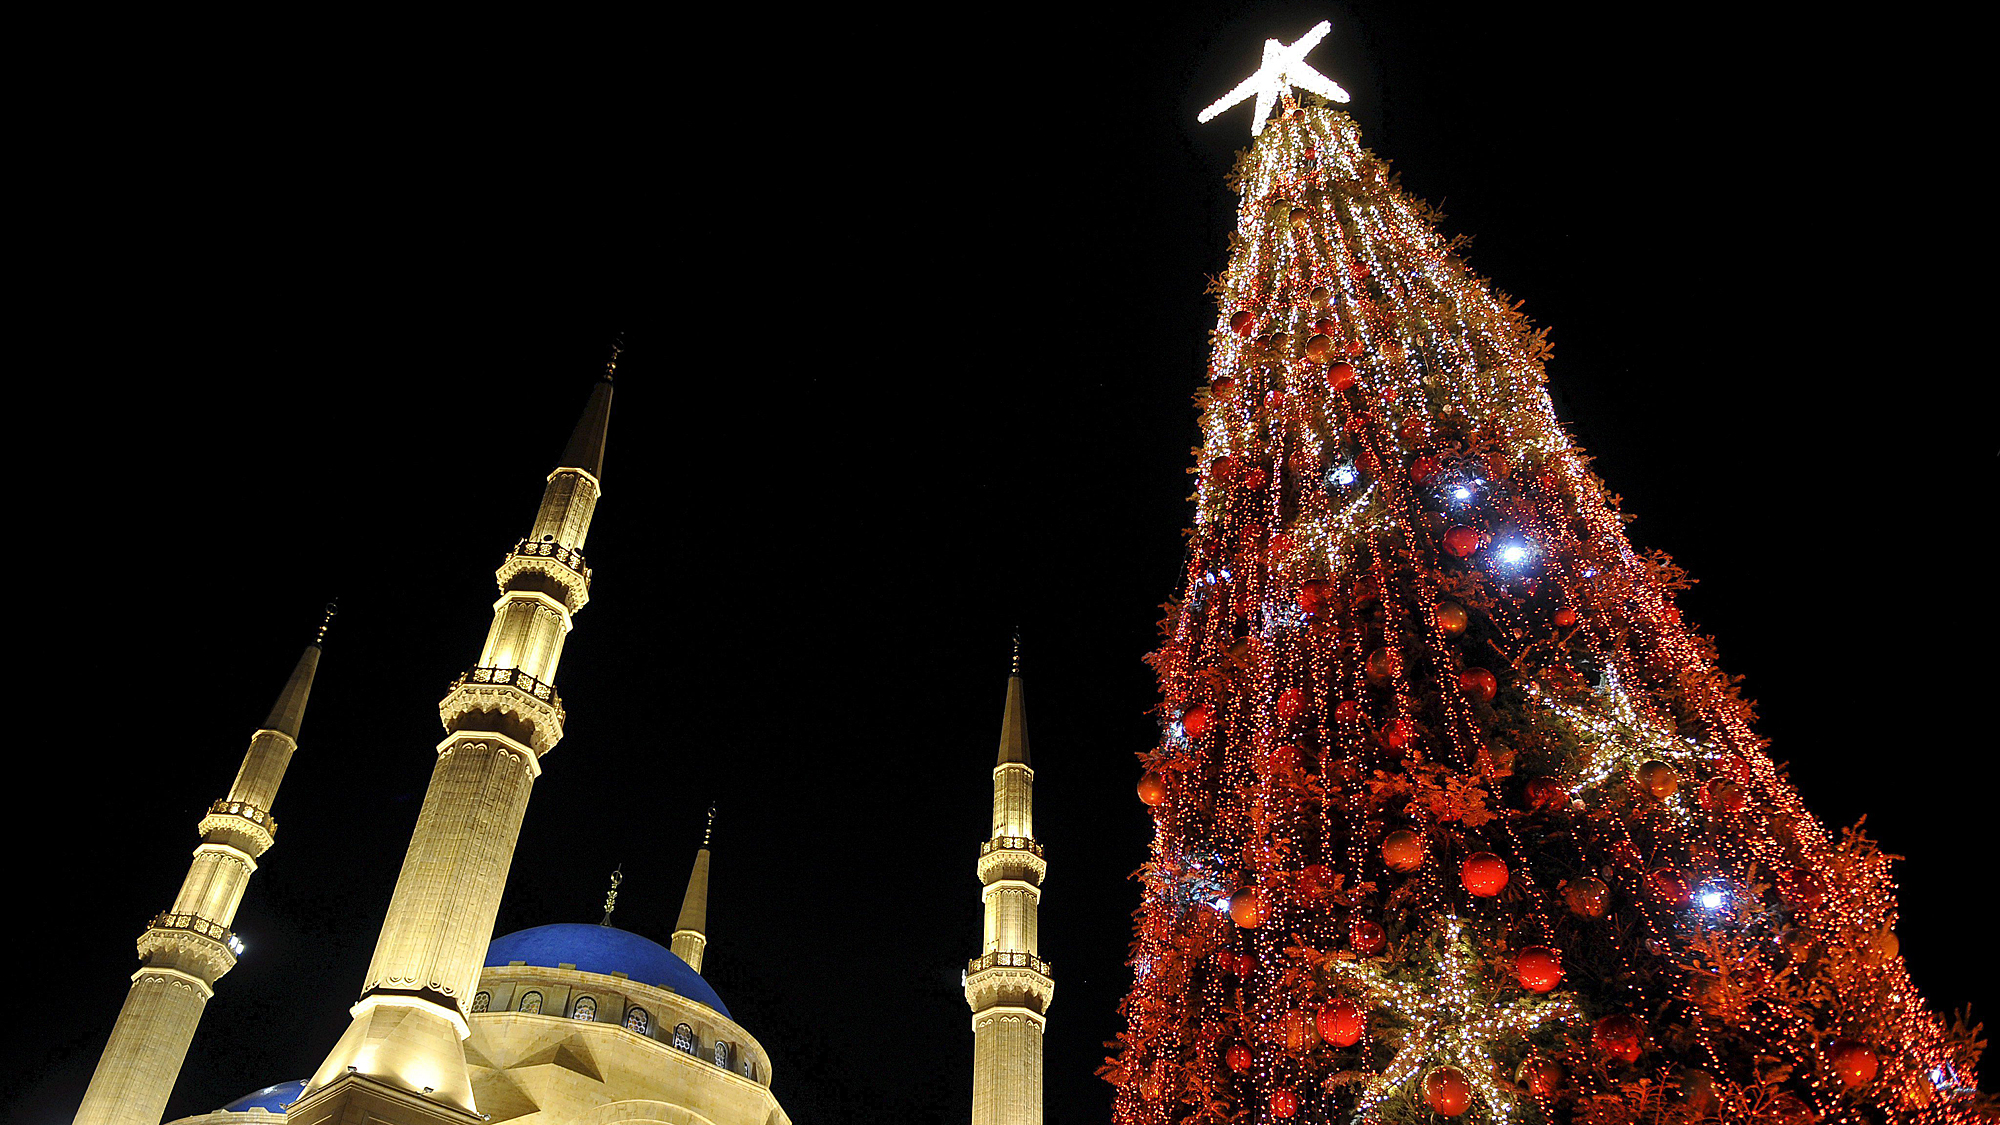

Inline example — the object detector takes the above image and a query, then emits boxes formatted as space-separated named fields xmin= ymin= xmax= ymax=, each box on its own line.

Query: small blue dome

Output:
xmin=485 ymin=923 xmax=728 ymax=1018
xmin=220 ymin=1079 xmax=306 ymax=1112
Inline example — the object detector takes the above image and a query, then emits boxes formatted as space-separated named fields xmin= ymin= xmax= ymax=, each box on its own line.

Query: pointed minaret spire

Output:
xmin=294 ymin=364 xmax=612 ymax=1121
xmin=967 ymin=636 xmax=1050 ymax=1125
xmin=75 ymin=611 xmax=330 ymax=1125
xmin=997 ymin=634 xmax=1030 ymax=767
xmin=265 ymin=602 xmax=333 ymax=740
xmin=599 ymin=866 xmax=623 ymax=927
xmin=558 ymin=338 xmax=618 ymax=480
xmin=672 ymin=806 xmax=715 ymax=974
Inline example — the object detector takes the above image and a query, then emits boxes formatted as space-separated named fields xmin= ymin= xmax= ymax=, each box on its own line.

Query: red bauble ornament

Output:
xmin=1520 ymin=1057 xmax=1562 ymax=1097
xmin=1411 ymin=455 xmax=1440 ymax=481
xmin=1344 ymin=338 xmax=1364 ymax=356
xmin=1443 ymin=525 xmax=1483 ymax=558
xmin=1268 ymin=531 xmax=1293 ymax=557
xmin=1636 ymin=759 xmax=1679 ymax=799
xmin=1309 ymin=285 xmax=1331 ymax=305
xmin=1524 ymin=775 xmax=1566 ymax=811
xmin=1240 ymin=466 xmax=1268 ymax=490
xmin=1381 ymin=717 xmax=1414 ymax=749
xmin=1316 ymin=999 xmax=1364 ymax=1046
xmin=1461 ymin=851 xmax=1509 ymax=897
xmin=1647 ymin=868 xmax=1692 ymax=906
xmin=1704 ymin=778 xmax=1748 ymax=813
xmin=1382 ymin=829 xmax=1425 ymax=872
xmin=1297 ymin=578 xmax=1332 ymax=615
xmin=1212 ymin=949 xmax=1237 ymax=976
xmin=1515 ymin=945 xmax=1563 ymax=993
xmin=1553 ymin=607 xmax=1578 ymax=627
xmin=1224 ymin=1043 xmax=1252 ymax=1073
xmin=1459 ymin=667 xmax=1497 ymax=703
xmin=1230 ymin=310 xmax=1256 ymax=336
xmin=1136 ymin=772 xmax=1168 ymax=806
xmin=1829 ymin=1038 xmax=1879 ymax=1087
xmin=1355 ymin=449 xmax=1379 ymax=474
xmin=1365 ymin=647 xmax=1397 ymax=683
xmin=1268 ymin=1089 xmax=1298 ymax=1118
xmin=1305 ymin=333 xmax=1332 ymax=360
xmin=1313 ymin=316 xmax=1334 ymax=334
xmin=1333 ymin=699 xmax=1361 ymax=723
xmin=1262 ymin=744 xmax=1303 ymax=776
xmin=1297 ymin=863 xmax=1332 ymax=894
xmin=1564 ymin=876 xmax=1611 ymax=918
xmin=1326 ymin=361 xmax=1358 ymax=390
xmin=1593 ymin=1013 xmax=1645 ymax=1062
xmin=1350 ymin=918 xmax=1387 ymax=954
xmin=1234 ymin=952 xmax=1255 ymax=976
xmin=1208 ymin=455 xmax=1236 ymax=483
xmin=1434 ymin=601 xmax=1469 ymax=636
xmin=1181 ymin=703 xmax=1213 ymax=738
xmin=1282 ymin=1009 xmax=1320 ymax=1052
xmin=1781 ymin=871 xmax=1826 ymax=912
xmin=1424 ymin=1066 xmax=1473 ymax=1116
xmin=1275 ymin=686 xmax=1305 ymax=721
xmin=1229 ymin=886 xmax=1270 ymax=929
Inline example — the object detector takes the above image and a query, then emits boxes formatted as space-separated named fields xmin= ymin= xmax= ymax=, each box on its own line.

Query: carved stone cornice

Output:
xmin=963 ymin=956 xmax=1055 ymax=1014
xmin=199 ymin=799 xmax=277 ymax=854
xmin=496 ymin=538 xmax=592 ymax=612
xmin=439 ymin=667 xmax=566 ymax=753
xmin=138 ymin=914 xmax=237 ymax=983
xmin=977 ymin=836 xmax=1047 ymax=884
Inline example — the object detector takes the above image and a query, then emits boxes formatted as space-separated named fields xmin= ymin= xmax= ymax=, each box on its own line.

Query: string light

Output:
xmin=1112 ymin=61 xmax=1984 ymax=1124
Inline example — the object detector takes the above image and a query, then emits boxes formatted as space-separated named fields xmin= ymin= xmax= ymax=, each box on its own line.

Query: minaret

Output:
xmin=74 ymin=607 xmax=333 ymax=1125
xmin=290 ymin=357 xmax=613 ymax=1125
xmin=965 ymin=636 xmax=1051 ymax=1125
xmin=671 ymin=806 xmax=715 ymax=972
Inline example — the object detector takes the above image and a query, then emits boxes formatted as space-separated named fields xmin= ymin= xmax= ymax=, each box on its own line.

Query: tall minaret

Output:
xmin=290 ymin=357 xmax=613 ymax=1125
xmin=671 ymin=805 xmax=715 ymax=973
xmin=965 ymin=636 xmax=1051 ymax=1125
xmin=74 ymin=607 xmax=333 ymax=1125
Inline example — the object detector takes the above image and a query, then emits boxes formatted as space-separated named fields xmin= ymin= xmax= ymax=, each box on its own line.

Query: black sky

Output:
xmin=12 ymin=3 xmax=1993 ymax=1121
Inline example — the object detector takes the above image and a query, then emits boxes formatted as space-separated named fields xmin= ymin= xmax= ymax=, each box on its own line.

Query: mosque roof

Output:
xmin=219 ymin=1079 xmax=306 ymax=1112
xmin=485 ymin=923 xmax=729 ymax=1018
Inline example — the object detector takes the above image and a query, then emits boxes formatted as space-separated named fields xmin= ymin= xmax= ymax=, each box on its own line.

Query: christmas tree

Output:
xmin=1103 ymin=24 xmax=1987 ymax=1125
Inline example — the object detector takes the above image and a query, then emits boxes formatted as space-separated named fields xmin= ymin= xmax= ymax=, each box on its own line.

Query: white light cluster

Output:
xmin=1324 ymin=918 xmax=1575 ymax=1123
xmin=1196 ymin=20 xmax=1349 ymax=135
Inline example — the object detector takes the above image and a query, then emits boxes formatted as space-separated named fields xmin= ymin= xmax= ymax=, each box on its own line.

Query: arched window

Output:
xmin=572 ymin=995 xmax=596 ymax=1021
xmin=470 ymin=992 xmax=490 ymax=1014
xmin=740 ymin=1056 xmax=756 ymax=1081
xmin=518 ymin=991 xmax=543 ymax=1015
xmin=672 ymin=1023 xmax=697 ymax=1053
xmin=624 ymin=1006 xmax=650 ymax=1034
xmin=713 ymin=1040 xmax=732 ymax=1068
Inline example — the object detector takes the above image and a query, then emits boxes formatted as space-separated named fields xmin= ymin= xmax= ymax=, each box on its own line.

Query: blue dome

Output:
xmin=485 ymin=923 xmax=728 ymax=1018
xmin=219 ymin=1079 xmax=306 ymax=1112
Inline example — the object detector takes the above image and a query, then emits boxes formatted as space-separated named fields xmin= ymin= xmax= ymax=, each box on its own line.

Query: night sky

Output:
xmin=15 ymin=5 xmax=1991 ymax=1121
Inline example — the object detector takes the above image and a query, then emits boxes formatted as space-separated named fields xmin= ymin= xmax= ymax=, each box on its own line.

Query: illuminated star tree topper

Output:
xmin=1196 ymin=20 xmax=1350 ymax=135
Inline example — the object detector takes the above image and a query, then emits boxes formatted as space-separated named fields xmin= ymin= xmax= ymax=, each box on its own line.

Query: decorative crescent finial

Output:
xmin=599 ymin=865 xmax=624 ymax=926
xmin=702 ymin=804 xmax=716 ymax=849
xmin=603 ymin=335 xmax=624 ymax=383
xmin=1197 ymin=20 xmax=1349 ymax=135
xmin=315 ymin=600 xmax=339 ymax=646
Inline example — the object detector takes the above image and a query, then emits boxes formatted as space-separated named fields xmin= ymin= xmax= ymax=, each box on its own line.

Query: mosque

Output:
xmin=65 ymin=354 xmax=1051 ymax=1125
